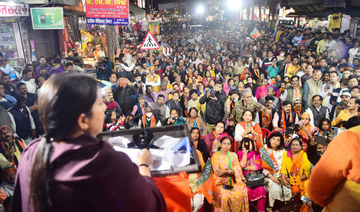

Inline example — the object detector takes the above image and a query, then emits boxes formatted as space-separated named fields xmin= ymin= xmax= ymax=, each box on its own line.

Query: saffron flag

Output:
xmin=149 ymin=21 xmax=160 ymax=35
xmin=259 ymin=139 xmax=279 ymax=174
xmin=195 ymin=158 xmax=218 ymax=204
xmin=249 ymin=27 xmax=262 ymax=39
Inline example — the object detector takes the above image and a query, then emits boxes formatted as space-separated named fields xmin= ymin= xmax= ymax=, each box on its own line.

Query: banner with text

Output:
xmin=0 ymin=2 xmax=29 ymax=17
xmin=86 ymin=0 xmax=129 ymax=25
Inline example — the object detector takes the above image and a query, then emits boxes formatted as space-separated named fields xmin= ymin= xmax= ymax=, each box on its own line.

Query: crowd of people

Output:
xmin=0 ymin=19 xmax=360 ymax=211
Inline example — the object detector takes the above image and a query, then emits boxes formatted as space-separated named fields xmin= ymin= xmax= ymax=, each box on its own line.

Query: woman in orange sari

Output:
xmin=280 ymin=138 xmax=312 ymax=211
xmin=234 ymin=110 xmax=263 ymax=152
xmin=211 ymin=136 xmax=249 ymax=212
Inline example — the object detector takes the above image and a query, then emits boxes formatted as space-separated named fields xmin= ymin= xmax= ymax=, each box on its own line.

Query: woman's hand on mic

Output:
xmin=137 ymin=149 xmax=152 ymax=166
xmin=137 ymin=149 xmax=152 ymax=177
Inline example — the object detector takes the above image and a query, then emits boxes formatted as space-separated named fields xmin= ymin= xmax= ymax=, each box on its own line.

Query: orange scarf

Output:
xmin=289 ymin=151 xmax=305 ymax=195
xmin=253 ymin=68 xmax=260 ymax=79
xmin=211 ymin=131 xmax=220 ymax=154
xmin=142 ymin=114 xmax=156 ymax=128
xmin=190 ymin=117 xmax=202 ymax=131
xmin=293 ymin=105 xmax=302 ymax=118
xmin=280 ymin=110 xmax=293 ymax=130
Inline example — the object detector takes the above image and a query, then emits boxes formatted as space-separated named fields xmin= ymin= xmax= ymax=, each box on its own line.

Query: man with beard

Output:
xmin=16 ymin=83 xmax=42 ymax=136
xmin=334 ymin=90 xmax=351 ymax=118
xmin=0 ymin=74 xmax=16 ymax=96
xmin=281 ymin=75 xmax=303 ymax=104
xmin=272 ymin=100 xmax=299 ymax=131
xmin=332 ymin=97 xmax=359 ymax=127
xmin=258 ymin=96 xmax=276 ymax=130
xmin=0 ymin=125 xmax=26 ymax=169
xmin=259 ymin=86 xmax=280 ymax=110
xmin=151 ymin=94 xmax=170 ymax=124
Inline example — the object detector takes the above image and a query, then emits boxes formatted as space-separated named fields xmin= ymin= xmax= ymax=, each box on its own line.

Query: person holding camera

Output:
xmin=95 ymin=56 xmax=112 ymax=81
xmin=237 ymin=137 xmax=266 ymax=212
xmin=199 ymin=82 xmax=226 ymax=133
xmin=164 ymin=109 xmax=184 ymax=126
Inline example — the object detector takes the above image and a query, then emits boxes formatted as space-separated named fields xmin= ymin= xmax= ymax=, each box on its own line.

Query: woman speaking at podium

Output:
xmin=12 ymin=73 xmax=166 ymax=212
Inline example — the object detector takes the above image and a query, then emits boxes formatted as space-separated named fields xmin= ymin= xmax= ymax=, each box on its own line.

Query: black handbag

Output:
xmin=245 ymin=171 xmax=265 ymax=188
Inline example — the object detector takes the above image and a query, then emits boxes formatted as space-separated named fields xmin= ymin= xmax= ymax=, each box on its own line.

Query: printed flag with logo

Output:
xmin=259 ymin=138 xmax=279 ymax=174
xmin=250 ymin=27 xmax=262 ymax=39
xmin=195 ymin=158 xmax=218 ymax=204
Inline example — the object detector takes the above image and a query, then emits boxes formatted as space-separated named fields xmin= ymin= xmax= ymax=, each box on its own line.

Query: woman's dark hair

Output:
xmin=31 ymin=73 xmax=98 ymax=212
xmin=289 ymin=137 xmax=303 ymax=148
xmin=266 ymin=131 xmax=284 ymax=150
xmin=170 ymin=109 xmax=179 ymax=115
xmin=188 ymin=107 xmax=198 ymax=115
xmin=240 ymin=137 xmax=255 ymax=152
xmin=190 ymin=127 xmax=200 ymax=141
xmin=241 ymin=109 xmax=254 ymax=121
xmin=215 ymin=121 xmax=225 ymax=127
xmin=219 ymin=136 xmax=233 ymax=144
xmin=317 ymin=118 xmax=331 ymax=130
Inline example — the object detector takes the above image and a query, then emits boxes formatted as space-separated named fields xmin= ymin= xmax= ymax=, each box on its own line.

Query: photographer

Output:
xmin=164 ymin=109 xmax=184 ymax=126
xmin=96 ymin=56 xmax=113 ymax=81
xmin=200 ymin=82 xmax=227 ymax=132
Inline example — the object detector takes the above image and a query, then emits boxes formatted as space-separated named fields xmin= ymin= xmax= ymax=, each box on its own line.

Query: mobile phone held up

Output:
xmin=331 ymin=127 xmax=338 ymax=138
xmin=301 ymin=195 xmax=311 ymax=204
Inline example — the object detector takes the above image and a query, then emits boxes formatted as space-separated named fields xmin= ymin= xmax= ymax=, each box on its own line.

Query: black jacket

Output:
xmin=199 ymin=91 xmax=226 ymax=125
xmin=113 ymin=86 xmax=136 ymax=115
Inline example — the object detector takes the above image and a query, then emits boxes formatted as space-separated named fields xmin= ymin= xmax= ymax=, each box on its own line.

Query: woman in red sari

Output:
xmin=234 ymin=110 xmax=263 ymax=152
xmin=204 ymin=121 xmax=229 ymax=157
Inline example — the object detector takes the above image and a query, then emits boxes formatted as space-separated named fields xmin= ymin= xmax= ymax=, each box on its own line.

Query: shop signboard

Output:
xmin=0 ymin=2 xmax=29 ymax=17
xmin=86 ymin=0 xmax=129 ymax=25
xmin=31 ymin=7 xmax=64 ymax=30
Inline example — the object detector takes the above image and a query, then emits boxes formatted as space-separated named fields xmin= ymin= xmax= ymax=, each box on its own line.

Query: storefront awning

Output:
xmin=286 ymin=0 xmax=360 ymax=17
xmin=130 ymin=2 xmax=146 ymax=20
